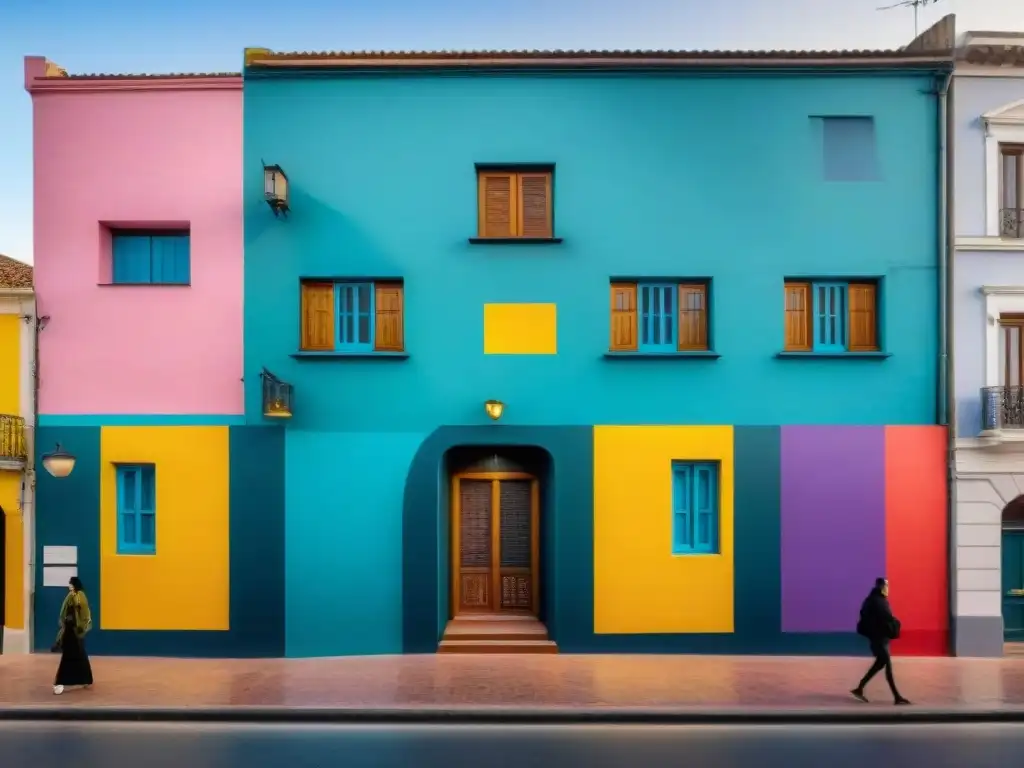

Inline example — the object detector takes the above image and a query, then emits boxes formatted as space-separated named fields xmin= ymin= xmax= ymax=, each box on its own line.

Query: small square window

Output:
xmin=783 ymin=280 xmax=879 ymax=353
xmin=610 ymin=281 xmax=709 ymax=352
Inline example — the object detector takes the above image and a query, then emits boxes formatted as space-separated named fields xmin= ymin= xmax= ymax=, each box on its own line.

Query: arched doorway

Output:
xmin=439 ymin=446 xmax=555 ymax=653
xmin=1002 ymin=495 xmax=1024 ymax=644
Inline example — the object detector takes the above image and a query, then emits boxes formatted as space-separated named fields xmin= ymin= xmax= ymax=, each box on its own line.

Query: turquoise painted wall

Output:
xmin=243 ymin=71 xmax=941 ymax=430
xmin=283 ymin=430 xmax=424 ymax=657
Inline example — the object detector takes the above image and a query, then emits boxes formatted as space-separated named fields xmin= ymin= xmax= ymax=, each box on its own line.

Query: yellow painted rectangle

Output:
xmin=483 ymin=303 xmax=557 ymax=355
xmin=100 ymin=426 xmax=230 ymax=631
xmin=593 ymin=425 xmax=734 ymax=634
xmin=1 ymin=472 xmax=23 ymax=629
xmin=0 ymin=315 xmax=20 ymax=415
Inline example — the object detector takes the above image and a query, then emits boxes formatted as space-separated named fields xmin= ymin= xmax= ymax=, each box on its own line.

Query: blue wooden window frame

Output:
xmin=116 ymin=464 xmax=156 ymax=555
xmin=112 ymin=232 xmax=190 ymax=285
xmin=335 ymin=282 xmax=375 ymax=352
xmin=811 ymin=282 xmax=848 ymax=352
xmin=638 ymin=282 xmax=676 ymax=352
xmin=672 ymin=461 xmax=719 ymax=555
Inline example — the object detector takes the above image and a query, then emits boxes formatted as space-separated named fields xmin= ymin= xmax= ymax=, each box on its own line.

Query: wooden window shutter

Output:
xmin=610 ymin=283 xmax=638 ymax=351
xmin=677 ymin=284 xmax=708 ymax=351
xmin=518 ymin=173 xmax=552 ymax=238
xmin=300 ymin=282 xmax=335 ymax=351
xmin=783 ymin=282 xmax=812 ymax=351
xmin=847 ymin=282 xmax=878 ymax=351
xmin=374 ymin=283 xmax=404 ymax=352
xmin=478 ymin=172 xmax=518 ymax=238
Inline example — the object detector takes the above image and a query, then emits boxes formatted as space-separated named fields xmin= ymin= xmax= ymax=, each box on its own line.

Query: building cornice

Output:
xmin=957 ymin=237 xmax=1024 ymax=253
xmin=23 ymin=55 xmax=240 ymax=94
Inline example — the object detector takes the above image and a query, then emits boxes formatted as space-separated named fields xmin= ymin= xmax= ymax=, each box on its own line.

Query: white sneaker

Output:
xmin=52 ymin=685 xmax=64 ymax=695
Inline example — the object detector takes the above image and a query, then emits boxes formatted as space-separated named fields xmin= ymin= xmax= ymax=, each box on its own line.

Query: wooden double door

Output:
xmin=452 ymin=472 xmax=539 ymax=616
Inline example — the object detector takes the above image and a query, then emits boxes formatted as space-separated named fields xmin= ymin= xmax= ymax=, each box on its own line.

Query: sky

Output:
xmin=0 ymin=0 xmax=1021 ymax=265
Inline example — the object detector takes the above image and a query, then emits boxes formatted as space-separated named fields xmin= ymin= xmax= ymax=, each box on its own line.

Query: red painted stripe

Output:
xmin=884 ymin=426 xmax=949 ymax=656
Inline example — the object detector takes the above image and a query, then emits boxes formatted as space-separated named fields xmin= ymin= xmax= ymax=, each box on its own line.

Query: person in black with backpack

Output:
xmin=851 ymin=577 xmax=911 ymax=705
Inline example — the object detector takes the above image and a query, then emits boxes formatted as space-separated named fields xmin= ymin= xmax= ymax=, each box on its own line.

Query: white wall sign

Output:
xmin=42 ymin=566 xmax=77 ymax=587
xmin=42 ymin=546 xmax=77 ymax=566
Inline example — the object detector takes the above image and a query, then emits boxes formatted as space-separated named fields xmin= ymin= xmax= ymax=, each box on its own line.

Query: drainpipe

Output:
xmin=936 ymin=69 xmax=956 ymax=654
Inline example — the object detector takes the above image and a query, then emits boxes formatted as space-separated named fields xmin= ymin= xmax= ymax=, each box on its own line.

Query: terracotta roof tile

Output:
xmin=0 ymin=255 xmax=32 ymax=290
xmin=54 ymin=72 xmax=239 ymax=80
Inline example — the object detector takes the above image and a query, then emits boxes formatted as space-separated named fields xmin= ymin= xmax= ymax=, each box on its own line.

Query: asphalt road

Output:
xmin=2 ymin=722 xmax=1024 ymax=768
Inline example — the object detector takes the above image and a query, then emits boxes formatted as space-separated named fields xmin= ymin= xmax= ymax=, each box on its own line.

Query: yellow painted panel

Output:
xmin=1 ymin=472 xmax=23 ymax=629
xmin=0 ymin=315 xmax=20 ymax=415
xmin=593 ymin=425 xmax=734 ymax=634
xmin=100 ymin=426 xmax=229 ymax=631
xmin=483 ymin=303 xmax=557 ymax=355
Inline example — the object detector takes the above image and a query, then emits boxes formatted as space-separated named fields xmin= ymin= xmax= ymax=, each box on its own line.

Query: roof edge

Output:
xmin=24 ymin=56 xmax=241 ymax=93
xmin=243 ymin=53 xmax=954 ymax=73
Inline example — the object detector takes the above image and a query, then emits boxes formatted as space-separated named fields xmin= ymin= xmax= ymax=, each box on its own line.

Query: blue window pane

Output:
xmin=639 ymin=283 xmax=677 ymax=351
xmin=151 ymin=235 xmax=190 ymax=284
xmin=139 ymin=513 xmax=156 ymax=547
xmin=822 ymin=116 xmax=878 ymax=182
xmin=112 ymin=235 xmax=153 ymax=284
xmin=812 ymin=282 xmax=848 ymax=351
xmin=120 ymin=513 xmax=136 ymax=545
xmin=140 ymin=466 xmax=155 ymax=510
xmin=336 ymin=282 xmax=374 ymax=351
xmin=122 ymin=470 xmax=136 ymax=512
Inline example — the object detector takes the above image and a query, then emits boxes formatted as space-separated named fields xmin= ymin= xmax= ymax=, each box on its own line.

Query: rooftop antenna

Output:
xmin=877 ymin=0 xmax=942 ymax=38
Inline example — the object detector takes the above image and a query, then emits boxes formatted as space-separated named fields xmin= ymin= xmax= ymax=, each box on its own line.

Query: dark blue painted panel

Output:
xmin=228 ymin=425 xmax=285 ymax=656
xmin=34 ymin=426 xmax=284 ymax=657
xmin=34 ymin=427 xmax=101 ymax=651
xmin=733 ymin=426 xmax=782 ymax=639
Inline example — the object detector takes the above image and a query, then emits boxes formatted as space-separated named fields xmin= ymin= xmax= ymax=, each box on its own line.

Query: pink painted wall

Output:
xmin=29 ymin=67 xmax=243 ymax=415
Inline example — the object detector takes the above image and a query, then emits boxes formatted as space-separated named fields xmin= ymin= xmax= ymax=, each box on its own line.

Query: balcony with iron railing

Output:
xmin=1002 ymin=208 xmax=1024 ymax=239
xmin=0 ymin=414 xmax=28 ymax=466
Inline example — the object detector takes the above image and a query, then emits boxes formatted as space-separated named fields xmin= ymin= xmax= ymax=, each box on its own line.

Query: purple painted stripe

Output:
xmin=780 ymin=426 xmax=886 ymax=633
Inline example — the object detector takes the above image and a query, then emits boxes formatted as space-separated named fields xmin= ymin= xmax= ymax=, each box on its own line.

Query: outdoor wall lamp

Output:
xmin=485 ymin=399 xmax=504 ymax=421
xmin=41 ymin=443 xmax=76 ymax=478
xmin=263 ymin=161 xmax=289 ymax=217
xmin=261 ymin=368 xmax=294 ymax=418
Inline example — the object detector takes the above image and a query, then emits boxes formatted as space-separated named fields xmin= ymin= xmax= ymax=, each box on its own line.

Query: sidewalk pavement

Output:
xmin=2 ymin=653 xmax=1024 ymax=723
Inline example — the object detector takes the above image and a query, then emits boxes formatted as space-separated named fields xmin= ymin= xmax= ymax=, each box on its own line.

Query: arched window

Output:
xmin=1003 ymin=494 xmax=1024 ymax=529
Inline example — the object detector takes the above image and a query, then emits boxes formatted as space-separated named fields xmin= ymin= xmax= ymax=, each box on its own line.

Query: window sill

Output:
xmin=468 ymin=237 xmax=563 ymax=245
xmin=98 ymin=282 xmax=191 ymax=287
xmin=116 ymin=550 xmax=156 ymax=557
xmin=603 ymin=351 xmax=721 ymax=360
xmin=291 ymin=351 xmax=410 ymax=361
xmin=775 ymin=351 xmax=890 ymax=360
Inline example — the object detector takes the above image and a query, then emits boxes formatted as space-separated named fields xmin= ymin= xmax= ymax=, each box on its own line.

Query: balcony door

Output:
xmin=1001 ymin=144 xmax=1024 ymax=238
xmin=1000 ymin=316 xmax=1024 ymax=388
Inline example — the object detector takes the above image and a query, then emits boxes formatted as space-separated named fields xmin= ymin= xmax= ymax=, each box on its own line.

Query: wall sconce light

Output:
xmin=262 ymin=161 xmax=289 ymax=217
xmin=261 ymin=368 xmax=294 ymax=418
xmin=485 ymin=399 xmax=504 ymax=421
xmin=41 ymin=443 xmax=76 ymax=478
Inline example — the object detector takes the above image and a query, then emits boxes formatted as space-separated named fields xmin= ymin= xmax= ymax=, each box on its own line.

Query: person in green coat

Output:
xmin=52 ymin=576 xmax=93 ymax=695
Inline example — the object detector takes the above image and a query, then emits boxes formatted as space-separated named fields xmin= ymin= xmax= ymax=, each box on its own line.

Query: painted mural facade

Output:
xmin=951 ymin=32 xmax=1024 ymax=657
xmin=241 ymin=41 xmax=951 ymax=658
xmin=25 ymin=24 xmax=954 ymax=658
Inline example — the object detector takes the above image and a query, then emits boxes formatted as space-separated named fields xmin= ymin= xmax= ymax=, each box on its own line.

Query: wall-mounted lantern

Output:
xmin=261 ymin=368 xmax=294 ymax=419
xmin=41 ymin=443 xmax=76 ymax=478
xmin=262 ymin=162 xmax=289 ymax=217
xmin=485 ymin=399 xmax=504 ymax=421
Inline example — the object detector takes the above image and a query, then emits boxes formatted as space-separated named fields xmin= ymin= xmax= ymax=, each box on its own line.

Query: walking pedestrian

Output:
xmin=851 ymin=577 xmax=910 ymax=705
xmin=51 ymin=576 xmax=93 ymax=695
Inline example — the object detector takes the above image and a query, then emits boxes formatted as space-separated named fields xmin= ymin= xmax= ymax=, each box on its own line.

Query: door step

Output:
xmin=438 ymin=639 xmax=558 ymax=654
xmin=439 ymin=615 xmax=557 ymax=654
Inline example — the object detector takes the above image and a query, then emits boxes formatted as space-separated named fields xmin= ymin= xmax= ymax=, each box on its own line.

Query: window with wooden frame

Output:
xmin=783 ymin=280 xmax=879 ymax=353
xmin=999 ymin=314 xmax=1024 ymax=388
xmin=1001 ymin=145 xmax=1024 ymax=238
xmin=299 ymin=280 xmax=404 ymax=353
xmin=476 ymin=167 xmax=553 ymax=239
xmin=672 ymin=461 xmax=719 ymax=555
xmin=609 ymin=281 xmax=709 ymax=353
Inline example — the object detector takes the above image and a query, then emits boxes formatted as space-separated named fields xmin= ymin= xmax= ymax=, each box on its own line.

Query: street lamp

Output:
xmin=263 ymin=162 xmax=289 ymax=217
xmin=485 ymin=399 xmax=504 ymax=421
xmin=41 ymin=443 xmax=76 ymax=478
